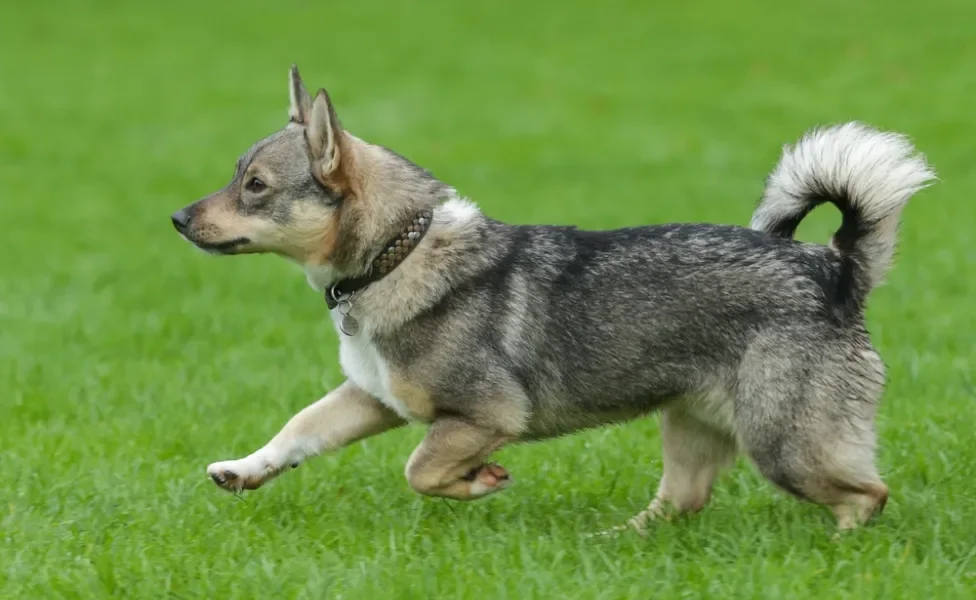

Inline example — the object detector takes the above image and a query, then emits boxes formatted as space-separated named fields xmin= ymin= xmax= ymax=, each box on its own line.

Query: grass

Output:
xmin=2 ymin=0 xmax=975 ymax=597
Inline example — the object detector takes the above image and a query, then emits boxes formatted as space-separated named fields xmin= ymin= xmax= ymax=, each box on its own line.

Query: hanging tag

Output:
xmin=336 ymin=295 xmax=360 ymax=336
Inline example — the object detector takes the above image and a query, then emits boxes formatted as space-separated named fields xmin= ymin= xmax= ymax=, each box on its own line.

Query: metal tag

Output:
xmin=333 ymin=290 xmax=360 ymax=337
xmin=339 ymin=313 xmax=360 ymax=336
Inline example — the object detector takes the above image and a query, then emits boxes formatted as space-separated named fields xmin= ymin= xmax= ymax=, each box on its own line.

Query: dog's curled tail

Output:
xmin=750 ymin=121 xmax=936 ymax=306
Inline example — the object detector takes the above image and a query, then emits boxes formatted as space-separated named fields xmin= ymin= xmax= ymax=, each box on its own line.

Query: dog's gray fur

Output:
xmin=173 ymin=67 xmax=935 ymax=530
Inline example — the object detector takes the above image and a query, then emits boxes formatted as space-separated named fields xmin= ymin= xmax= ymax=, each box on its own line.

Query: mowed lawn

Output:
xmin=2 ymin=0 xmax=975 ymax=597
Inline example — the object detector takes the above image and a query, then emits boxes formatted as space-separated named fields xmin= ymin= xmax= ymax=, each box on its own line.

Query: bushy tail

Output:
xmin=750 ymin=121 xmax=936 ymax=306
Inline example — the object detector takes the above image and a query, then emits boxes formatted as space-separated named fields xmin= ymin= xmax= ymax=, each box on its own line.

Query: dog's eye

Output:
xmin=245 ymin=176 xmax=267 ymax=193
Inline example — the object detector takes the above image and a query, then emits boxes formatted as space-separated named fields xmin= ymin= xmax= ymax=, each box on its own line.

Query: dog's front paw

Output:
xmin=206 ymin=456 xmax=285 ymax=493
xmin=463 ymin=462 xmax=512 ymax=498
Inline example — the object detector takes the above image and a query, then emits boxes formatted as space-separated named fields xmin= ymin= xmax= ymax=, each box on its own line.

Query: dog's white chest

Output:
xmin=338 ymin=332 xmax=415 ymax=421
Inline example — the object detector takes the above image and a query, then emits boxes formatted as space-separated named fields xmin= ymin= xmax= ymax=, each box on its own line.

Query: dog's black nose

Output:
xmin=171 ymin=209 xmax=191 ymax=231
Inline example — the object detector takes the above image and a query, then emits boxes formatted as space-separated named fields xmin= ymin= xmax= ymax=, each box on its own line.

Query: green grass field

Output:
xmin=3 ymin=0 xmax=975 ymax=597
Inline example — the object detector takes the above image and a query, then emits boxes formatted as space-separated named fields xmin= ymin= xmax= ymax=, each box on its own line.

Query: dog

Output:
xmin=171 ymin=65 xmax=935 ymax=531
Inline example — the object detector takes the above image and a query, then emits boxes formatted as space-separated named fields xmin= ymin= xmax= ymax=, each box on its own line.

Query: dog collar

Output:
xmin=325 ymin=209 xmax=434 ymax=311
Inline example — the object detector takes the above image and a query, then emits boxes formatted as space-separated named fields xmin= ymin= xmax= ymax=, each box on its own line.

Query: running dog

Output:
xmin=171 ymin=65 xmax=934 ymax=530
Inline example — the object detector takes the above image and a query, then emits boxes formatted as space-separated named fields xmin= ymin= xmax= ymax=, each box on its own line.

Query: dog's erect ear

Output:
xmin=288 ymin=64 xmax=312 ymax=124
xmin=306 ymin=88 xmax=345 ymax=176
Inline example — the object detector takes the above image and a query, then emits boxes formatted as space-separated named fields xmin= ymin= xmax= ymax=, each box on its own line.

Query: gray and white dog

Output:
xmin=172 ymin=66 xmax=935 ymax=531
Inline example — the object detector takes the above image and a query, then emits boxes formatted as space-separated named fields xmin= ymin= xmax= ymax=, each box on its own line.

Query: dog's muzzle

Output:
xmin=170 ymin=208 xmax=248 ymax=254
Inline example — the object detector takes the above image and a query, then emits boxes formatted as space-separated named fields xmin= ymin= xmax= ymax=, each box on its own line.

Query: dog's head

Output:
xmin=172 ymin=65 xmax=450 ymax=278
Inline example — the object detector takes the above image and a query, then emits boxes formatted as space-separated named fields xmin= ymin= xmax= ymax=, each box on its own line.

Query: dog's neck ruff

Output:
xmin=325 ymin=209 xmax=433 ymax=310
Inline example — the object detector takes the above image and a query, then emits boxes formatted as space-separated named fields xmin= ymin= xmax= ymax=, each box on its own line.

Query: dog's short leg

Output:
xmin=746 ymin=438 xmax=889 ymax=531
xmin=828 ymin=483 xmax=889 ymax=530
xmin=405 ymin=417 xmax=511 ymax=500
xmin=206 ymin=381 xmax=404 ymax=493
xmin=735 ymin=343 xmax=891 ymax=531
xmin=746 ymin=432 xmax=889 ymax=531
xmin=628 ymin=408 xmax=737 ymax=532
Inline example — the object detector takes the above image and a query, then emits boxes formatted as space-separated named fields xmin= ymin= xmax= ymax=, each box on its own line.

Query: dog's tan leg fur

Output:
xmin=207 ymin=381 xmax=404 ymax=492
xmin=405 ymin=417 xmax=511 ymax=500
xmin=830 ymin=485 xmax=889 ymax=530
xmin=629 ymin=408 xmax=737 ymax=532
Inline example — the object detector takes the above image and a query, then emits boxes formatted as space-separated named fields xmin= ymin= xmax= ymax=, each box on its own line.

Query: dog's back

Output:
xmin=396 ymin=122 xmax=933 ymax=428
xmin=409 ymin=221 xmax=847 ymax=433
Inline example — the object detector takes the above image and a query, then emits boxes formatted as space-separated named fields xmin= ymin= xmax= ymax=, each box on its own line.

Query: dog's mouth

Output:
xmin=192 ymin=237 xmax=251 ymax=255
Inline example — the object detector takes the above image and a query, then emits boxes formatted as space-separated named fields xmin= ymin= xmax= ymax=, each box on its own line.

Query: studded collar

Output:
xmin=325 ymin=209 xmax=434 ymax=310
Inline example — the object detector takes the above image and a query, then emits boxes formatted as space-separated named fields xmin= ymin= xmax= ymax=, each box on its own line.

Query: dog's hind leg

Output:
xmin=627 ymin=407 xmax=737 ymax=532
xmin=206 ymin=380 xmax=405 ymax=493
xmin=405 ymin=417 xmax=511 ymax=500
xmin=737 ymin=344 xmax=889 ymax=530
xmin=743 ymin=423 xmax=888 ymax=530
